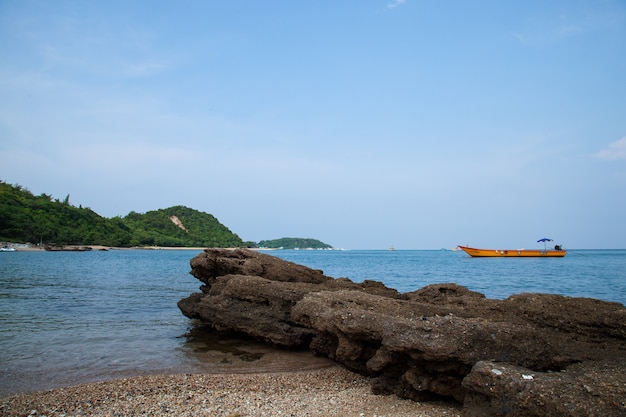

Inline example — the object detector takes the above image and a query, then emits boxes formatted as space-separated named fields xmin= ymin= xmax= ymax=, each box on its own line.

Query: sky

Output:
xmin=1 ymin=0 xmax=625 ymax=249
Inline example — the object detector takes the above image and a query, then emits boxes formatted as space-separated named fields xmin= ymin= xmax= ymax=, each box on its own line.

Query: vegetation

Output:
xmin=258 ymin=237 xmax=332 ymax=250
xmin=123 ymin=206 xmax=248 ymax=248
xmin=0 ymin=181 xmax=331 ymax=249
xmin=0 ymin=181 xmax=249 ymax=248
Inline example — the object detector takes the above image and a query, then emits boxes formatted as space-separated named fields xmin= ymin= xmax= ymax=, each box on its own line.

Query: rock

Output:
xmin=179 ymin=249 xmax=404 ymax=346
xmin=189 ymin=248 xmax=332 ymax=285
xmin=462 ymin=360 xmax=626 ymax=417
xmin=178 ymin=249 xmax=626 ymax=416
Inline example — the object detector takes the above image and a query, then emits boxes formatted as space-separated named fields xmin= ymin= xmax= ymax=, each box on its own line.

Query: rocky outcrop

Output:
xmin=462 ymin=360 xmax=625 ymax=417
xmin=178 ymin=249 xmax=626 ymax=416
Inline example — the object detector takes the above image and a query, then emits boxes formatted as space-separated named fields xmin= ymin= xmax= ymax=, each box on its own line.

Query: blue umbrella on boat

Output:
xmin=537 ymin=238 xmax=553 ymax=250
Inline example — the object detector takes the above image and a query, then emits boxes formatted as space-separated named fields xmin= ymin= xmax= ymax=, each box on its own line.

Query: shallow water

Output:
xmin=0 ymin=248 xmax=624 ymax=396
xmin=0 ymin=249 xmax=330 ymax=396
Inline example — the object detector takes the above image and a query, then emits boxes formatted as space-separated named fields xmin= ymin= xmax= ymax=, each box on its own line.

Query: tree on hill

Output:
xmin=1 ymin=181 xmax=325 ymax=249
xmin=122 ymin=206 xmax=246 ymax=247
xmin=0 ymin=180 xmax=132 ymax=246
xmin=0 ymin=181 xmax=247 ymax=248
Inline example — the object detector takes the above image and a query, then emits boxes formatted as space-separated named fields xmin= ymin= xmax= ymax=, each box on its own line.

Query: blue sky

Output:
xmin=1 ymin=0 xmax=625 ymax=249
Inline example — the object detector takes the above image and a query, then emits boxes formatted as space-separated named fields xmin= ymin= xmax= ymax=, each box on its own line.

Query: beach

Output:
xmin=0 ymin=248 xmax=462 ymax=416
xmin=3 ymin=248 xmax=623 ymax=416
xmin=2 ymin=244 xmax=211 ymax=252
xmin=1 ymin=367 xmax=461 ymax=417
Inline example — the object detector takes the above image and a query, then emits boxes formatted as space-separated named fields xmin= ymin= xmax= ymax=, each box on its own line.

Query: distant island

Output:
xmin=258 ymin=238 xmax=332 ymax=250
xmin=0 ymin=180 xmax=332 ymax=249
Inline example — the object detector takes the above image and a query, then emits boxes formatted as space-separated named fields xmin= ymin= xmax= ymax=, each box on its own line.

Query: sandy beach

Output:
xmin=0 ymin=367 xmax=462 ymax=417
xmin=2 ymin=244 xmax=210 ymax=251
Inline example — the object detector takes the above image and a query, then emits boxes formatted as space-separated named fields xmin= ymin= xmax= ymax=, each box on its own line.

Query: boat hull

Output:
xmin=458 ymin=246 xmax=566 ymax=257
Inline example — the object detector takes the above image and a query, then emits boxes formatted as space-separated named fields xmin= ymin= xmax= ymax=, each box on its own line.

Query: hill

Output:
xmin=258 ymin=237 xmax=332 ymax=250
xmin=0 ymin=181 xmax=248 ymax=248
xmin=123 ymin=206 xmax=246 ymax=248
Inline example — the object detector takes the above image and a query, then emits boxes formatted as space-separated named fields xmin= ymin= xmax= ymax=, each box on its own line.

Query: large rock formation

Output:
xmin=178 ymin=249 xmax=626 ymax=416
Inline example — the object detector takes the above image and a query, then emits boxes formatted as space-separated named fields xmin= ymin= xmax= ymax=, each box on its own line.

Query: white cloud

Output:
xmin=387 ymin=0 xmax=406 ymax=9
xmin=596 ymin=137 xmax=626 ymax=160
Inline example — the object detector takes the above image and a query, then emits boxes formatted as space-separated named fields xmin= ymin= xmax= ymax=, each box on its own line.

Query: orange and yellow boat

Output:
xmin=458 ymin=239 xmax=566 ymax=257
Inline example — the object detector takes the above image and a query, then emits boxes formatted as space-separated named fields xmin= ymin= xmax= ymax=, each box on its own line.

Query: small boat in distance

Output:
xmin=458 ymin=238 xmax=566 ymax=257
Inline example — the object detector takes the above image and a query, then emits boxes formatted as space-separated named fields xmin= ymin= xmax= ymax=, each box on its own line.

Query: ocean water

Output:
xmin=270 ymin=249 xmax=626 ymax=303
xmin=1 ymin=248 xmax=624 ymax=396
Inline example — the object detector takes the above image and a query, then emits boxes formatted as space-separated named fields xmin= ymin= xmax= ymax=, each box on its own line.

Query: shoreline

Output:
xmin=0 ymin=367 xmax=462 ymax=417
xmin=1 ymin=243 xmax=280 ymax=252
xmin=1 ymin=244 xmax=245 ymax=252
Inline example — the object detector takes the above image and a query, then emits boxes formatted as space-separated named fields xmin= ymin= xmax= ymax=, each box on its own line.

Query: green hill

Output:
xmin=258 ymin=237 xmax=332 ymax=249
xmin=0 ymin=180 xmax=247 ymax=248
xmin=123 ymin=206 xmax=246 ymax=248
xmin=0 ymin=181 xmax=333 ymax=249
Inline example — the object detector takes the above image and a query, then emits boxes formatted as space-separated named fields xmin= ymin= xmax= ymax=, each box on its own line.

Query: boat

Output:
xmin=1 ymin=245 xmax=17 ymax=252
xmin=457 ymin=238 xmax=566 ymax=257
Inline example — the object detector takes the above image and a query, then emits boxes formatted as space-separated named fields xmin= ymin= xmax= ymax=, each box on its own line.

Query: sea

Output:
xmin=1 ymin=248 xmax=625 ymax=397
